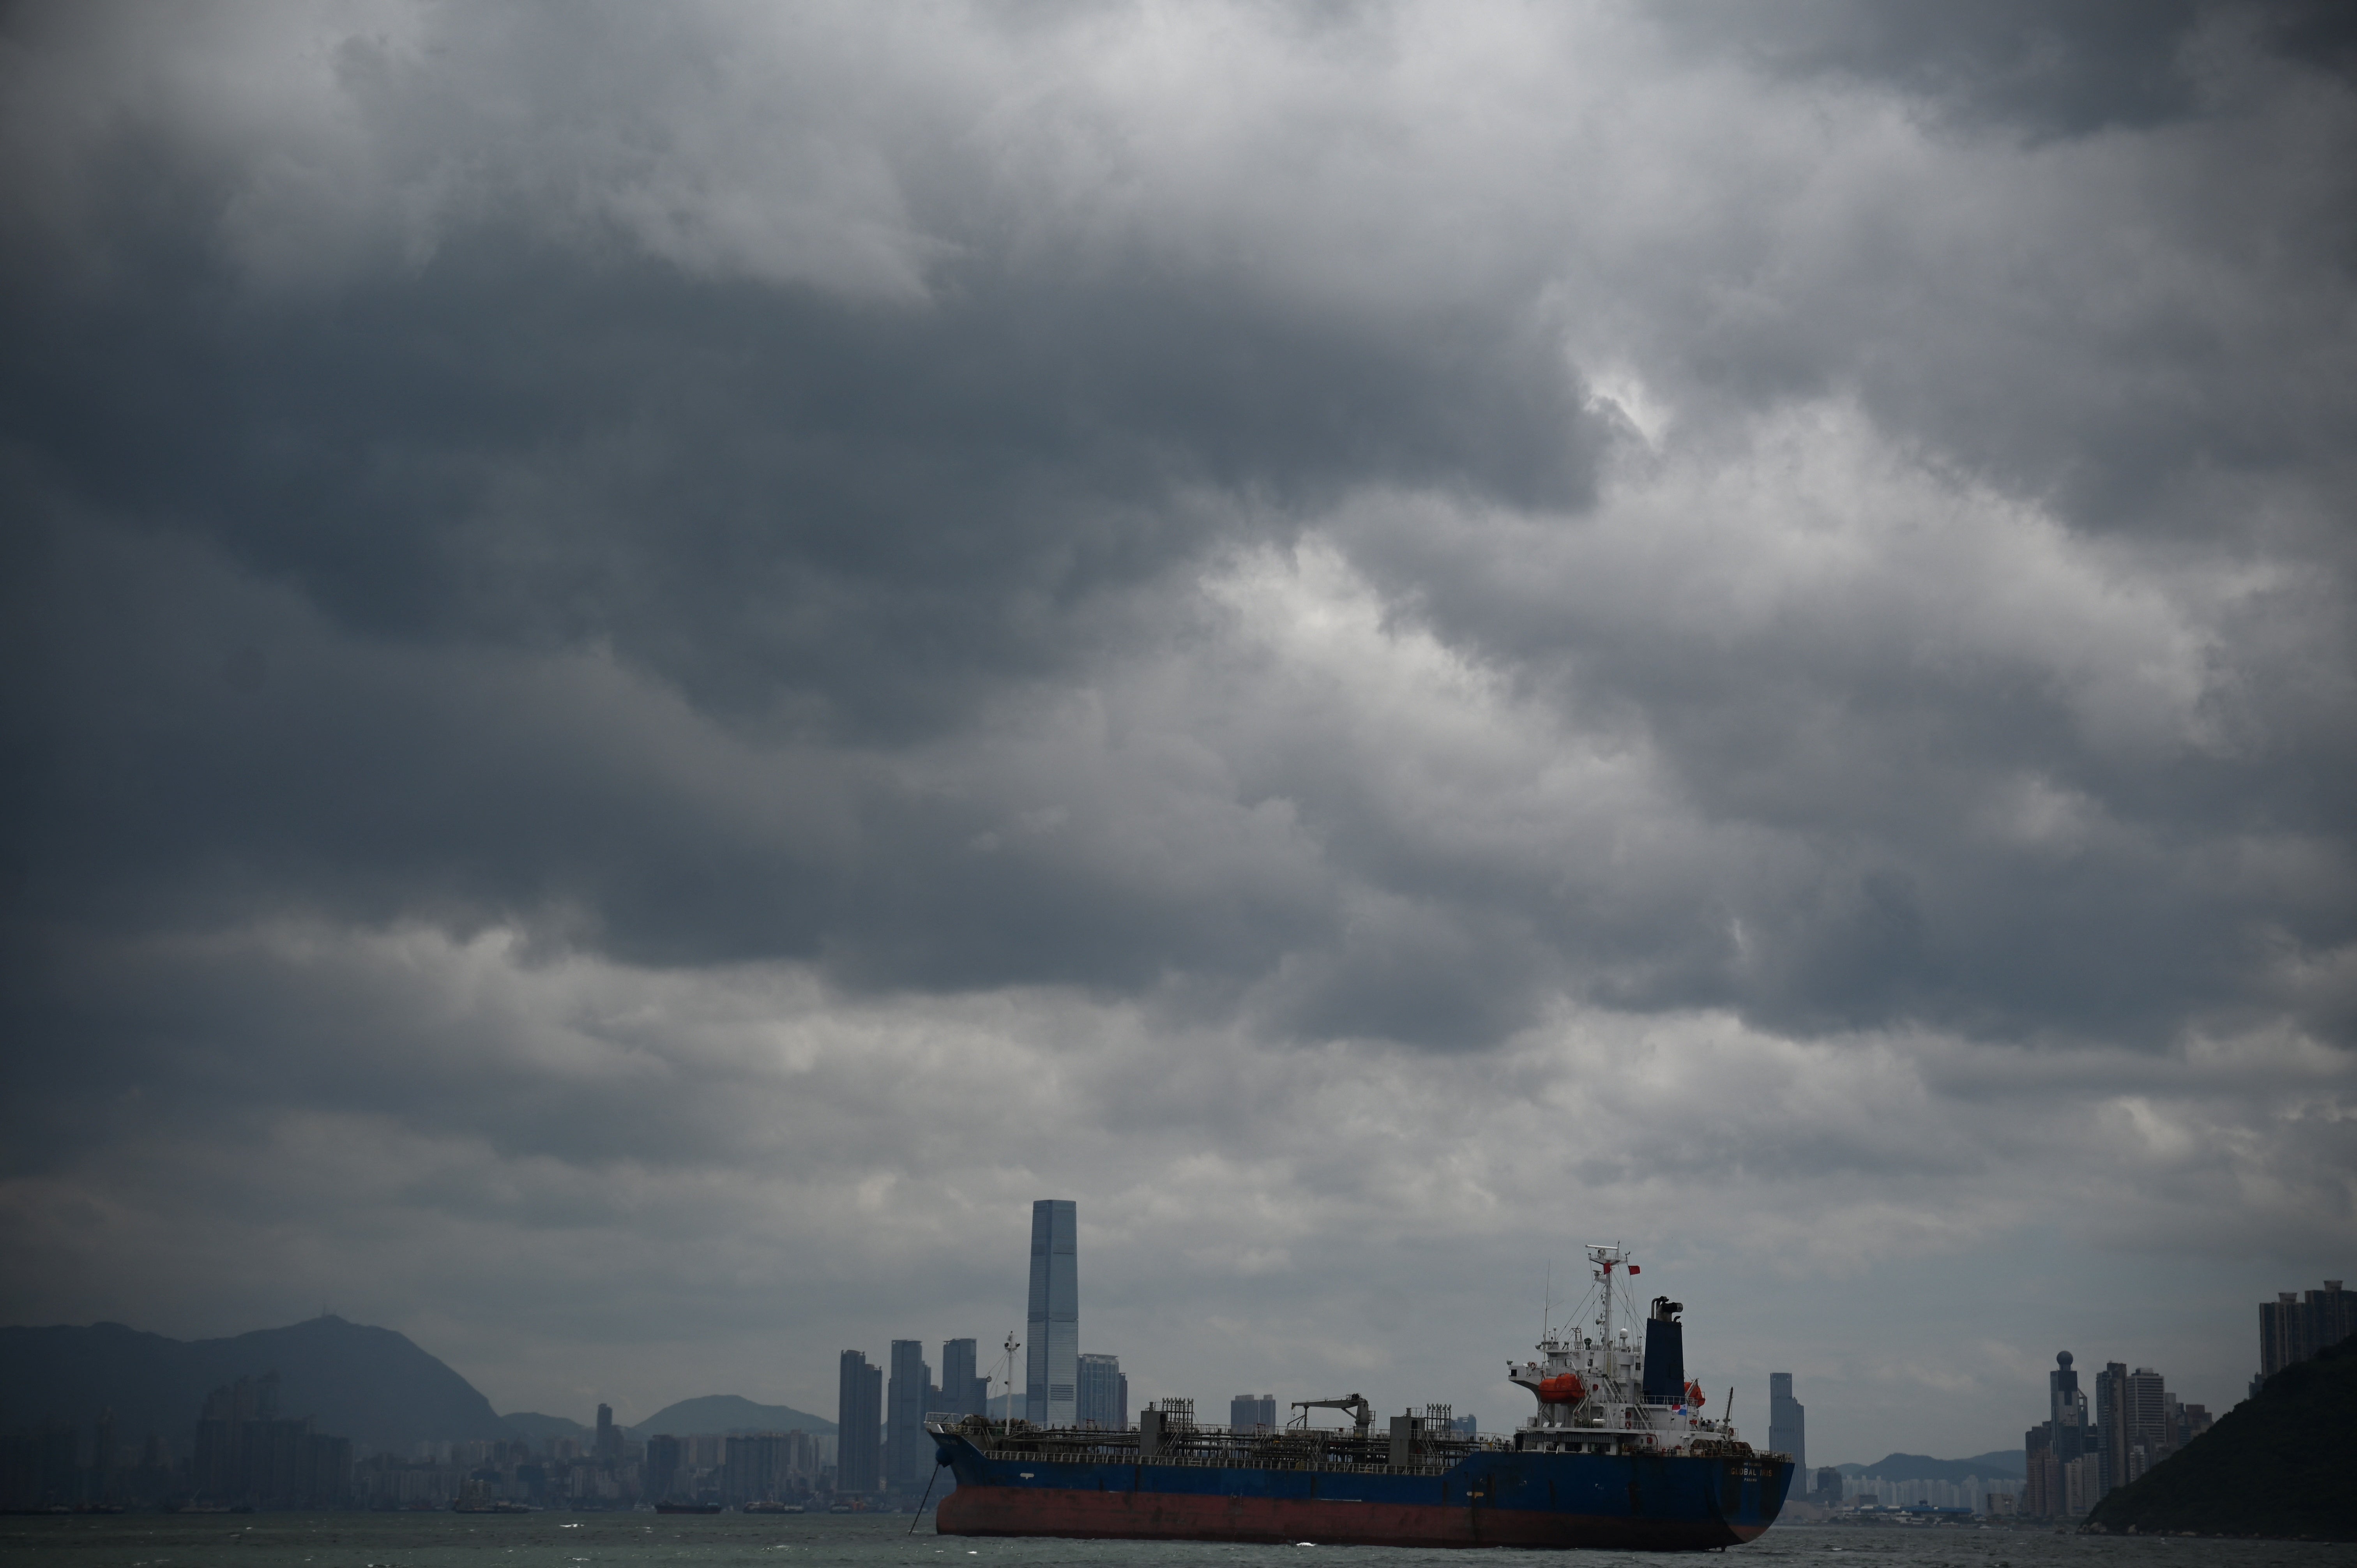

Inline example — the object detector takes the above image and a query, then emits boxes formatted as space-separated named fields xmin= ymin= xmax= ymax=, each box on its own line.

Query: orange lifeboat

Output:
xmin=1683 ymin=1381 xmax=1706 ymax=1409
xmin=1536 ymin=1373 xmax=1586 ymax=1405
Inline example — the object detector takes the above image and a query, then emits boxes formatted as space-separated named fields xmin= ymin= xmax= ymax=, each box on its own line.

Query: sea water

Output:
xmin=1 ymin=1517 xmax=2348 ymax=1568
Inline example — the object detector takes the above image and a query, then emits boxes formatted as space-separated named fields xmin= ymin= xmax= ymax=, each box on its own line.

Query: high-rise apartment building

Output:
xmin=2126 ymin=1366 xmax=2168 ymax=1474
xmin=2094 ymin=1360 xmax=2129 ymax=1497
xmin=595 ymin=1403 xmax=620 ymax=1465
xmin=941 ymin=1339 xmax=980 ymax=1420
xmin=885 ymin=1340 xmax=933 ymax=1490
xmin=1079 ymin=1355 xmax=1129 ymax=1429
xmin=724 ymin=1433 xmax=808 ymax=1504
xmin=188 ymin=1374 xmax=349 ymax=1510
xmin=1025 ymin=1199 xmax=1079 ymax=1426
xmin=644 ymin=1434 xmax=682 ymax=1502
xmin=1228 ymin=1393 xmax=1277 ymax=1432
xmin=837 ymin=1350 xmax=882 ymax=1496
xmin=1767 ymin=1373 xmax=1805 ymax=1476
xmin=2260 ymin=1280 xmax=2352 ymax=1379
xmin=2062 ymin=1452 xmax=2102 ymax=1517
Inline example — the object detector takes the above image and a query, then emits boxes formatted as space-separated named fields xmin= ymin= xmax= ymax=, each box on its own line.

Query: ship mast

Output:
xmin=1588 ymin=1241 xmax=1624 ymax=1398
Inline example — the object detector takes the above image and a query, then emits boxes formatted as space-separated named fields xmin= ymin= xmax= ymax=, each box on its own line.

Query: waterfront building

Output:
xmin=1228 ymin=1393 xmax=1277 ymax=1433
xmin=595 ymin=1403 xmax=621 ymax=1465
xmin=643 ymin=1434 xmax=681 ymax=1501
xmin=1025 ymin=1199 xmax=1079 ymax=1426
xmin=725 ymin=1433 xmax=804 ymax=1503
xmin=2050 ymin=1351 xmax=2091 ymax=1462
xmin=837 ymin=1349 xmax=883 ymax=1496
xmin=942 ymin=1338 xmax=981 ymax=1419
xmin=2094 ymin=1361 xmax=2129 ymax=1498
xmin=2126 ymin=1366 xmax=2169 ymax=1470
xmin=1767 ymin=1373 xmax=1805 ymax=1475
xmin=2259 ymin=1280 xmax=2352 ymax=1379
xmin=189 ymin=1373 xmax=351 ymax=1510
xmin=886 ymin=1340 xmax=934 ymax=1490
xmin=2062 ymin=1452 xmax=2101 ymax=1516
xmin=1079 ymin=1354 xmax=1129 ymax=1429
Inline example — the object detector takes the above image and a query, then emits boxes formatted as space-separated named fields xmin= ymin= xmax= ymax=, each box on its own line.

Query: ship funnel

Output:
xmin=1641 ymin=1297 xmax=1685 ymax=1403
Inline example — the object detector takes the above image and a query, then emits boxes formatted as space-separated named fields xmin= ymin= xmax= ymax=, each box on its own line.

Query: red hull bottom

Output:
xmin=935 ymin=1486 xmax=1765 ymax=1550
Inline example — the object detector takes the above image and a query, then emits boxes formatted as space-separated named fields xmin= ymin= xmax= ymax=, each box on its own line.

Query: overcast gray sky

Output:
xmin=3 ymin=0 xmax=2352 ymax=1465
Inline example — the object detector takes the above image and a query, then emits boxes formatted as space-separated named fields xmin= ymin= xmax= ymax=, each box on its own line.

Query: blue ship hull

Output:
xmin=930 ymin=1431 xmax=1792 ymax=1550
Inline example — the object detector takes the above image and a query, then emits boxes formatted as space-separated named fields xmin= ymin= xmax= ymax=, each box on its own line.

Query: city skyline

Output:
xmin=5 ymin=1282 xmax=2341 ymax=1504
xmin=3 ymin=1234 xmax=2327 ymax=1465
xmin=3 ymin=0 xmax=2350 ymax=1474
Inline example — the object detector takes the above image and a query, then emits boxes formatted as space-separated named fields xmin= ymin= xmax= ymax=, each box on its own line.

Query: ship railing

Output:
xmin=937 ymin=1417 xmax=1508 ymax=1474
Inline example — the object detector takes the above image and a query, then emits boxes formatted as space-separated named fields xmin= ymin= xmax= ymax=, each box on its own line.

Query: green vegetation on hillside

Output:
xmin=2085 ymin=1332 xmax=2357 ymax=1541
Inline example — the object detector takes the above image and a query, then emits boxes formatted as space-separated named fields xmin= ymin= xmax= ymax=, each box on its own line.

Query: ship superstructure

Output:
xmin=928 ymin=1243 xmax=1791 ymax=1550
xmin=1505 ymin=1243 xmax=1733 ymax=1457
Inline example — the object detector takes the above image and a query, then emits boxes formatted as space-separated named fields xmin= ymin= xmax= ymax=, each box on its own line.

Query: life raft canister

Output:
xmin=1537 ymin=1373 xmax=1587 ymax=1404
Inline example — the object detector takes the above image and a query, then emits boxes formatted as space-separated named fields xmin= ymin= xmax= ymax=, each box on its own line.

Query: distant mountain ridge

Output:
xmin=501 ymin=1411 xmax=594 ymax=1444
xmin=0 ymin=1317 xmax=511 ymax=1458
xmin=1833 ymin=1450 xmax=2026 ymax=1482
xmin=628 ymin=1394 xmax=836 ymax=1437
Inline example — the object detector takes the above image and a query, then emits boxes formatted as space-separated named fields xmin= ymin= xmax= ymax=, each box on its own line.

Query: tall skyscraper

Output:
xmin=837 ymin=1350 xmax=882 ymax=1496
xmin=1025 ymin=1199 xmax=1078 ymax=1425
xmin=1767 ymin=1373 xmax=1805 ymax=1476
xmin=1229 ymin=1393 xmax=1277 ymax=1432
xmin=595 ymin=1403 xmax=620 ymax=1465
xmin=941 ymin=1339 xmax=980 ymax=1419
xmin=885 ymin=1340 xmax=933 ymax=1489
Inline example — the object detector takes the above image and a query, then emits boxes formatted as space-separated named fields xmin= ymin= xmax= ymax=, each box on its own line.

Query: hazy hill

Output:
xmin=1835 ymin=1451 xmax=2026 ymax=1482
xmin=2085 ymin=1332 xmax=2356 ymax=1540
xmin=629 ymin=1394 xmax=836 ymax=1437
xmin=0 ymin=1317 xmax=512 ymax=1458
xmin=501 ymin=1411 xmax=594 ymax=1445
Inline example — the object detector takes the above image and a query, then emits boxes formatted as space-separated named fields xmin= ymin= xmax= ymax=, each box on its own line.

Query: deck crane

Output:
xmin=1288 ymin=1393 xmax=1374 ymax=1436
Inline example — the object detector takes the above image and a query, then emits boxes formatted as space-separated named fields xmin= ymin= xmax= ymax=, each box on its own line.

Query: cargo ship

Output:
xmin=929 ymin=1243 xmax=1790 ymax=1550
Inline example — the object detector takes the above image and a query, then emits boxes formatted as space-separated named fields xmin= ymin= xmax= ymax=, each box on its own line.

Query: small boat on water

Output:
xmin=653 ymin=1501 xmax=724 ymax=1514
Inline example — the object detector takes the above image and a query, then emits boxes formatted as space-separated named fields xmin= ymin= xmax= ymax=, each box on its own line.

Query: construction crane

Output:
xmin=1289 ymin=1394 xmax=1373 ymax=1436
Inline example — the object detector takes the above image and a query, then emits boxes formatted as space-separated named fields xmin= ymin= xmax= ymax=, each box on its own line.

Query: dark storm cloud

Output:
xmin=1672 ymin=0 xmax=2219 ymax=134
xmin=5 ymin=0 xmax=2352 ymax=1070
xmin=0 ymin=0 xmax=1612 ymax=1037
xmin=7 ymin=229 xmax=1602 ymax=732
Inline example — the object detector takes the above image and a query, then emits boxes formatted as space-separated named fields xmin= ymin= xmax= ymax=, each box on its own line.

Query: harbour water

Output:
xmin=1 ymin=1517 xmax=2350 ymax=1568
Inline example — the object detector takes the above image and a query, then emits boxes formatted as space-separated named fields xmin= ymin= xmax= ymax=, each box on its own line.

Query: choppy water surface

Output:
xmin=1 ymin=1517 xmax=2349 ymax=1568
